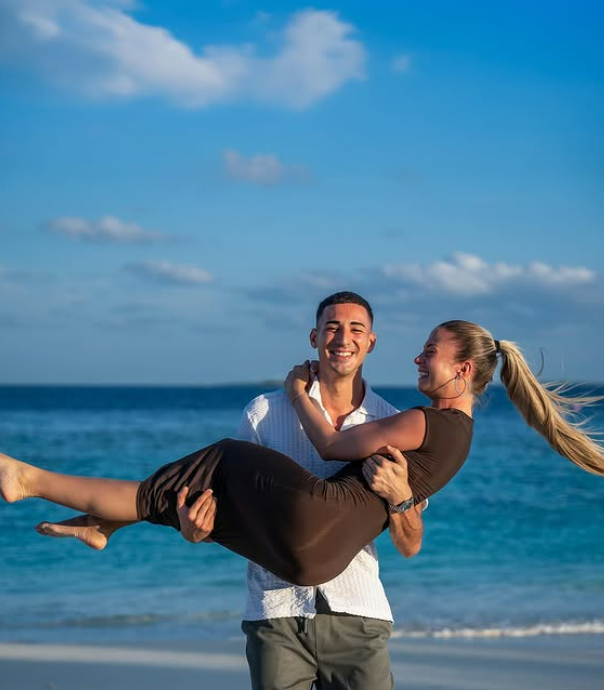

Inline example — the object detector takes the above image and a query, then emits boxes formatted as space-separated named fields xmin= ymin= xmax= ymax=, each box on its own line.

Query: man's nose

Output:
xmin=334 ymin=329 xmax=350 ymax=345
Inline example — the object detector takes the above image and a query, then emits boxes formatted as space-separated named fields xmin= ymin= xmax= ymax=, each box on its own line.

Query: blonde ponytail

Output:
xmin=438 ymin=320 xmax=604 ymax=477
xmin=498 ymin=340 xmax=604 ymax=476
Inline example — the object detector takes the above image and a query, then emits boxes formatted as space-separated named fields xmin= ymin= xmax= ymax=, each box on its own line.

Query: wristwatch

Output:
xmin=387 ymin=496 xmax=415 ymax=513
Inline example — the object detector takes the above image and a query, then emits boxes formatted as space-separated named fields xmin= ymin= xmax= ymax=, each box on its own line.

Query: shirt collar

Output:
xmin=308 ymin=376 xmax=380 ymax=420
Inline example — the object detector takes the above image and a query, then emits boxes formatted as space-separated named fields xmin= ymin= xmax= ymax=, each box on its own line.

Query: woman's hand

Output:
xmin=285 ymin=361 xmax=312 ymax=403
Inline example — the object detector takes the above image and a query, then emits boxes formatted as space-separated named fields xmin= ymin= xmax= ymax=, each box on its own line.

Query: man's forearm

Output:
xmin=388 ymin=504 xmax=423 ymax=558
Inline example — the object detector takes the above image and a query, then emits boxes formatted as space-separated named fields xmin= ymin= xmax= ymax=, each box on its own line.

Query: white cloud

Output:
xmin=383 ymin=252 xmax=595 ymax=296
xmin=391 ymin=54 xmax=411 ymax=73
xmin=254 ymin=9 xmax=366 ymax=108
xmin=126 ymin=261 xmax=213 ymax=286
xmin=20 ymin=11 xmax=61 ymax=39
xmin=527 ymin=261 xmax=595 ymax=286
xmin=48 ymin=215 xmax=172 ymax=243
xmin=0 ymin=1 xmax=365 ymax=109
xmin=223 ymin=149 xmax=311 ymax=186
xmin=244 ymin=253 xmax=603 ymax=341
xmin=297 ymin=271 xmax=342 ymax=290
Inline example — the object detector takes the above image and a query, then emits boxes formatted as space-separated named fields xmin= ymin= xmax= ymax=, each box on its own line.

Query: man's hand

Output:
xmin=362 ymin=445 xmax=412 ymax=505
xmin=176 ymin=486 xmax=217 ymax=543
xmin=364 ymin=446 xmax=423 ymax=558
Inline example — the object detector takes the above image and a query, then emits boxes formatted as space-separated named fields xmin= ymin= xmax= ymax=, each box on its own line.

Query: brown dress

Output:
xmin=137 ymin=406 xmax=473 ymax=586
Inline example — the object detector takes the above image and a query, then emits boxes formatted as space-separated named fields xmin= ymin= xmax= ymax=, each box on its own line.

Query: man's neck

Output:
xmin=319 ymin=370 xmax=365 ymax=430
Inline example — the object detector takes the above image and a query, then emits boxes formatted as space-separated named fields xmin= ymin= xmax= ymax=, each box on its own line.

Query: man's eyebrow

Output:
xmin=324 ymin=320 xmax=367 ymax=328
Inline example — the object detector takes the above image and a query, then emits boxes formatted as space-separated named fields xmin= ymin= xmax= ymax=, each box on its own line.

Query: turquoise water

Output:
xmin=1 ymin=385 xmax=603 ymax=643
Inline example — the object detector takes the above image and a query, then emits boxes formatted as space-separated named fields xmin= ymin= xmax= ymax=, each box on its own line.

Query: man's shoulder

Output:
xmin=366 ymin=386 xmax=400 ymax=418
xmin=240 ymin=389 xmax=298 ymax=442
xmin=242 ymin=389 xmax=288 ymax=419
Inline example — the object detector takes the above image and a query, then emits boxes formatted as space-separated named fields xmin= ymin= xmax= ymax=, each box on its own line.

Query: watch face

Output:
xmin=390 ymin=498 xmax=414 ymax=513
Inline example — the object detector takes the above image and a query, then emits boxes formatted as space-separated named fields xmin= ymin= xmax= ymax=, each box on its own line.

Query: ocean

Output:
xmin=1 ymin=385 xmax=603 ymax=644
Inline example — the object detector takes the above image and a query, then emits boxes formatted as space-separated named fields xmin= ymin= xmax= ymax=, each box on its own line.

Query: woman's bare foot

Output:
xmin=0 ymin=452 xmax=34 ymax=503
xmin=35 ymin=514 xmax=127 ymax=550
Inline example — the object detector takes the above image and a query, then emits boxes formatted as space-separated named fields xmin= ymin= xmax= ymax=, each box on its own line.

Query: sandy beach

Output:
xmin=1 ymin=634 xmax=602 ymax=690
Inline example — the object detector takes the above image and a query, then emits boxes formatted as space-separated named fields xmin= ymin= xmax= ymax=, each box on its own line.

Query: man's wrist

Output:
xmin=387 ymin=494 xmax=414 ymax=514
xmin=386 ymin=486 xmax=413 ymax=505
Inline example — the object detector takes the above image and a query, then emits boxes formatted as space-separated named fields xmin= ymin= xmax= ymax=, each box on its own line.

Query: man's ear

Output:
xmin=367 ymin=332 xmax=377 ymax=354
xmin=310 ymin=328 xmax=318 ymax=349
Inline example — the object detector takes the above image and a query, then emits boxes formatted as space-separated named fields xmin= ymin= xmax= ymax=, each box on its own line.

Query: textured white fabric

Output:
xmin=239 ymin=379 xmax=399 ymax=622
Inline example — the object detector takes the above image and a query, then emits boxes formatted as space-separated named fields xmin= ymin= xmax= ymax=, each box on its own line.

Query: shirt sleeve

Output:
xmin=237 ymin=407 xmax=262 ymax=446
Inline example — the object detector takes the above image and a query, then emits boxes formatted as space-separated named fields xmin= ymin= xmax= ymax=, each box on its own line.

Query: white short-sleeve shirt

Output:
xmin=239 ymin=379 xmax=399 ymax=622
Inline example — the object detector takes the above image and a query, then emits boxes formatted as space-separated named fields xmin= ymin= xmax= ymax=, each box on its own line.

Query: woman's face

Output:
xmin=414 ymin=328 xmax=464 ymax=398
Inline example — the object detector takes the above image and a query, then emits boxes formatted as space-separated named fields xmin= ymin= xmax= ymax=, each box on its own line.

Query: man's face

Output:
xmin=310 ymin=303 xmax=376 ymax=378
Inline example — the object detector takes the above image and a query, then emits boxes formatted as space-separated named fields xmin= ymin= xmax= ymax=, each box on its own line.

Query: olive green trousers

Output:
xmin=242 ymin=613 xmax=394 ymax=690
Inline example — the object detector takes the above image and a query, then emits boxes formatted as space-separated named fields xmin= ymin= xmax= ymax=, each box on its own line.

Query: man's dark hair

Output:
xmin=315 ymin=291 xmax=374 ymax=325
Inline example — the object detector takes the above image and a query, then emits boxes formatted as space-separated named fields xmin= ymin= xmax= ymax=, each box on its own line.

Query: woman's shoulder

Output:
xmin=417 ymin=405 xmax=473 ymax=426
xmin=416 ymin=406 xmax=474 ymax=449
xmin=388 ymin=408 xmax=428 ymax=432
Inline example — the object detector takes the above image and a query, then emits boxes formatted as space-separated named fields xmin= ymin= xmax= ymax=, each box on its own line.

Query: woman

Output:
xmin=1 ymin=320 xmax=603 ymax=586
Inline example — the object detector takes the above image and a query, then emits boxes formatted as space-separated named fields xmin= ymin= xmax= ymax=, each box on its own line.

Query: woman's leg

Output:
xmin=36 ymin=515 xmax=135 ymax=550
xmin=0 ymin=452 xmax=140 ymax=521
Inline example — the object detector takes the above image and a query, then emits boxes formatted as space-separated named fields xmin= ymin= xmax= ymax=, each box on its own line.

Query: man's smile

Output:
xmin=329 ymin=350 xmax=354 ymax=360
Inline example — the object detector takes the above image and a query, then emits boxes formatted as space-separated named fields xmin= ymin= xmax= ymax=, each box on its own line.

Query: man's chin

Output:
xmin=324 ymin=360 xmax=361 ymax=377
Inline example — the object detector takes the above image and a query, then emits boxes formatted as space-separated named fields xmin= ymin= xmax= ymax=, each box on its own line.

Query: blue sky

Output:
xmin=0 ymin=0 xmax=603 ymax=384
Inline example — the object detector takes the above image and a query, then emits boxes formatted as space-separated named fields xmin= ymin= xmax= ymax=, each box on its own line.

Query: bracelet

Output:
xmin=290 ymin=392 xmax=305 ymax=405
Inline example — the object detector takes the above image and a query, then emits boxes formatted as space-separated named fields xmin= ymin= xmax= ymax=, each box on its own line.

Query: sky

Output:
xmin=0 ymin=0 xmax=603 ymax=385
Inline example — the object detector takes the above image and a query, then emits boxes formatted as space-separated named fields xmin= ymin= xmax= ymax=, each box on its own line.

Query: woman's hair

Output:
xmin=438 ymin=319 xmax=604 ymax=477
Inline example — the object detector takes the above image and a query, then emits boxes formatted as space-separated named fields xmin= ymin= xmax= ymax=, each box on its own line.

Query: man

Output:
xmin=181 ymin=291 xmax=424 ymax=689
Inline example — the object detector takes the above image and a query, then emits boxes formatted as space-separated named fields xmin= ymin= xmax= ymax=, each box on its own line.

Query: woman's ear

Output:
xmin=460 ymin=360 xmax=473 ymax=377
